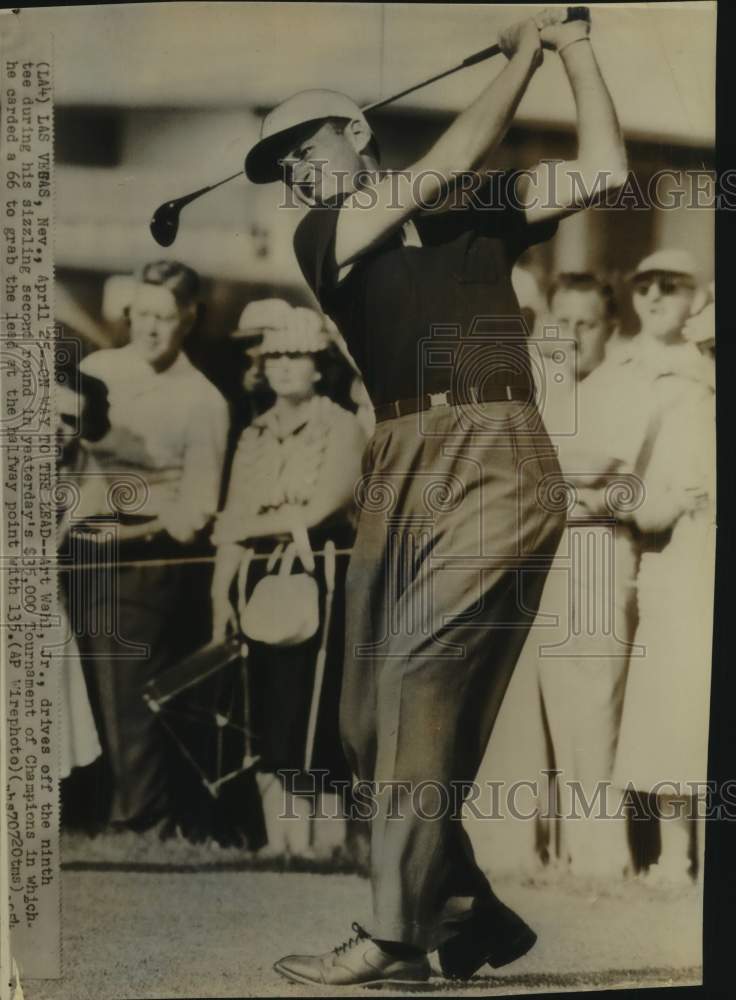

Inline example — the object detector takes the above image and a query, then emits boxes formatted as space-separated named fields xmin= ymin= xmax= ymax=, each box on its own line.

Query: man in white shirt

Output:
xmin=536 ymin=250 xmax=711 ymax=877
xmin=525 ymin=272 xmax=633 ymax=876
xmin=486 ymin=272 xmax=619 ymax=875
xmin=77 ymin=261 xmax=229 ymax=829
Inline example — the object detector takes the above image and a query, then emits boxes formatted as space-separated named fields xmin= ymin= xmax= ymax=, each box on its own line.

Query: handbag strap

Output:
xmin=290 ymin=520 xmax=315 ymax=574
xmin=266 ymin=541 xmax=285 ymax=573
xmin=324 ymin=539 xmax=336 ymax=592
xmin=279 ymin=542 xmax=298 ymax=577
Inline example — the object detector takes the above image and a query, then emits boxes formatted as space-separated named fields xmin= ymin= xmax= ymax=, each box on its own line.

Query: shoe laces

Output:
xmin=333 ymin=922 xmax=370 ymax=955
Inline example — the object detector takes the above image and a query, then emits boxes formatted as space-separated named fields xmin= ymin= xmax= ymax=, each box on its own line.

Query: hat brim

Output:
xmin=232 ymin=332 xmax=265 ymax=349
xmin=245 ymin=118 xmax=331 ymax=184
xmin=628 ymin=268 xmax=695 ymax=283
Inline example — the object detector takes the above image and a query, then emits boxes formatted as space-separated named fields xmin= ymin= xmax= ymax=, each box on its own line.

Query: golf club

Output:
xmin=150 ymin=6 xmax=589 ymax=246
xmin=150 ymin=171 xmax=243 ymax=247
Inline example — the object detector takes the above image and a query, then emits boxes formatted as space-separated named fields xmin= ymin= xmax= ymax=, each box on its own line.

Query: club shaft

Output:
xmin=172 ymin=170 xmax=243 ymax=206
xmin=362 ymin=52 xmax=499 ymax=114
xmin=362 ymin=5 xmax=589 ymax=114
xmin=170 ymin=43 xmax=503 ymax=201
xmin=151 ymin=5 xmax=589 ymax=241
xmin=202 ymin=170 xmax=243 ymax=195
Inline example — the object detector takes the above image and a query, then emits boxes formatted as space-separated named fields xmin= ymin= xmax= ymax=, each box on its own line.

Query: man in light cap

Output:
xmin=563 ymin=247 xmax=711 ymax=495
xmin=246 ymin=8 xmax=627 ymax=986
xmin=547 ymin=247 xmax=713 ymax=874
xmin=567 ymin=246 xmax=712 ymax=491
xmin=629 ymin=248 xmax=708 ymax=347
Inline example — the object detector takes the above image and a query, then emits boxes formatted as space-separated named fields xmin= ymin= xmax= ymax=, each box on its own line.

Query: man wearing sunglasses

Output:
xmin=629 ymin=249 xmax=708 ymax=348
xmin=548 ymin=247 xmax=712 ymax=864
xmin=565 ymin=248 xmax=710 ymax=485
xmin=533 ymin=254 xmax=707 ymax=876
xmin=560 ymin=248 xmax=711 ymax=534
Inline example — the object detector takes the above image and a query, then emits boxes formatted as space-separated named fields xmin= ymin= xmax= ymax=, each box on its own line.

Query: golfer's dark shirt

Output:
xmin=293 ymin=172 xmax=558 ymax=407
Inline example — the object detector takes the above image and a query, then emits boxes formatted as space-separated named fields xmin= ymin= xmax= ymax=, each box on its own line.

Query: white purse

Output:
xmin=238 ymin=540 xmax=319 ymax=647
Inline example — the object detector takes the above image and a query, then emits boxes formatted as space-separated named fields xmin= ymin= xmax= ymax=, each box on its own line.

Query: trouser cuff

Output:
xmin=369 ymin=918 xmax=430 ymax=951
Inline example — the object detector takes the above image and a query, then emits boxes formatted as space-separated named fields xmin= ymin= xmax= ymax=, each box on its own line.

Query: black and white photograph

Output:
xmin=0 ymin=2 xmax=722 ymax=997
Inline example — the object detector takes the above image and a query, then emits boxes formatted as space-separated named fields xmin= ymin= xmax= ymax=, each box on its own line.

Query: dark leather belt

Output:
xmin=373 ymin=385 xmax=532 ymax=424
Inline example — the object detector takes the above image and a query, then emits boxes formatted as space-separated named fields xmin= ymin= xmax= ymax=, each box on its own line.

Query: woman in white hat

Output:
xmin=211 ymin=303 xmax=367 ymax=856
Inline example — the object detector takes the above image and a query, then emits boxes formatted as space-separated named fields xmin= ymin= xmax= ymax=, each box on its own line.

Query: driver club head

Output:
xmin=150 ymin=201 xmax=182 ymax=247
xmin=149 ymin=172 xmax=243 ymax=247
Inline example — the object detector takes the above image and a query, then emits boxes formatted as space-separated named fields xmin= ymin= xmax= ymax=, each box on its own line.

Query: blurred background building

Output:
xmin=49 ymin=2 xmax=715 ymax=387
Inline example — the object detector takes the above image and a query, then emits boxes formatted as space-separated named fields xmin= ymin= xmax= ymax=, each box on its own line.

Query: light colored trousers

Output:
xmin=537 ymin=522 xmax=639 ymax=871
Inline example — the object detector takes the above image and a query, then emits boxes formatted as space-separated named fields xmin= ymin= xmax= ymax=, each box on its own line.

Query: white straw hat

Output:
xmin=234 ymin=299 xmax=294 ymax=338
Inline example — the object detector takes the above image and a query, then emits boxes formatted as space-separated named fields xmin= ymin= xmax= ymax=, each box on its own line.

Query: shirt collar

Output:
xmin=117 ymin=343 xmax=196 ymax=380
xmin=647 ymin=338 xmax=711 ymax=381
xmin=617 ymin=336 xmax=712 ymax=383
xmin=252 ymin=395 xmax=320 ymax=439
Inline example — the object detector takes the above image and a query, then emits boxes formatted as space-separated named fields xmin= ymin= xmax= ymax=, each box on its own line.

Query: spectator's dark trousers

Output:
xmin=75 ymin=530 xmax=204 ymax=827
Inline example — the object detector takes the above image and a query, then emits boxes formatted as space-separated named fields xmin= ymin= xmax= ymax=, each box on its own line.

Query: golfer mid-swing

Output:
xmin=245 ymin=8 xmax=627 ymax=987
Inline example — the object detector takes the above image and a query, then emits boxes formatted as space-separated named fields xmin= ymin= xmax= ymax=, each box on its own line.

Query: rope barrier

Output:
xmin=59 ymin=547 xmax=355 ymax=571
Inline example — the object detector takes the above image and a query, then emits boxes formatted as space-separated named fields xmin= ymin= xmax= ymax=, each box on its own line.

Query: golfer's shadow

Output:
xmin=360 ymin=972 xmax=534 ymax=994
xmin=360 ymin=966 xmax=660 ymax=993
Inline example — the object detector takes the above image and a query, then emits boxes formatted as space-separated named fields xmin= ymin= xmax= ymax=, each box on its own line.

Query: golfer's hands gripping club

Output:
xmin=498 ymin=17 xmax=544 ymax=68
xmin=498 ymin=8 xmax=590 ymax=64
xmin=535 ymin=6 xmax=591 ymax=53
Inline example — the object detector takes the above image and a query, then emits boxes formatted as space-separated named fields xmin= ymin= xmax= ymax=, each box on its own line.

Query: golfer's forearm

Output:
xmin=562 ymin=40 xmax=627 ymax=178
xmin=419 ymin=47 xmax=539 ymax=182
xmin=334 ymin=46 xmax=539 ymax=267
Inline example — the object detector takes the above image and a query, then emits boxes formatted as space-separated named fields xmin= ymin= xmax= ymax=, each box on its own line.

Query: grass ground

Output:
xmin=21 ymin=829 xmax=702 ymax=1000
